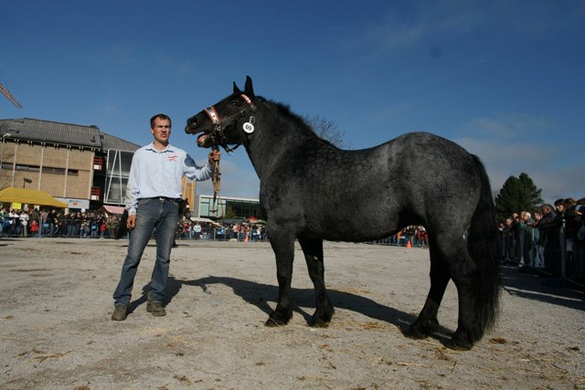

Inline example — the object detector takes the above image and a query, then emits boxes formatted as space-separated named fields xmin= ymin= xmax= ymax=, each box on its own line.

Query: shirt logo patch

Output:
xmin=168 ymin=154 xmax=178 ymax=161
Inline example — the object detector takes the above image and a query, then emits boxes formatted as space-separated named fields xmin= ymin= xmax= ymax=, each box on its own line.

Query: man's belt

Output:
xmin=143 ymin=197 xmax=181 ymax=202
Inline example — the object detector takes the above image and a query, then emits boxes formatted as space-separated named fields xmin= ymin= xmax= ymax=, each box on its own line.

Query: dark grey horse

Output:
xmin=185 ymin=76 xmax=500 ymax=350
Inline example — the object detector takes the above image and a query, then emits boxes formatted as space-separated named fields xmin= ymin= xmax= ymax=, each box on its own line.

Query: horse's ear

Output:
xmin=244 ymin=75 xmax=255 ymax=98
xmin=233 ymin=82 xmax=242 ymax=94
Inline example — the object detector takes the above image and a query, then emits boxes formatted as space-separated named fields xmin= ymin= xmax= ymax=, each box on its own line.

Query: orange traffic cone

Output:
xmin=245 ymin=234 xmax=249 ymax=243
xmin=406 ymin=240 xmax=411 ymax=249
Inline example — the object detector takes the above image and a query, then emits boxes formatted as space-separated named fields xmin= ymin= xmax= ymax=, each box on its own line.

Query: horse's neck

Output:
xmin=245 ymin=105 xmax=310 ymax=179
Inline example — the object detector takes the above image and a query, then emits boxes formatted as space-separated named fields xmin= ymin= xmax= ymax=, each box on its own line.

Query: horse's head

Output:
xmin=185 ymin=76 xmax=257 ymax=150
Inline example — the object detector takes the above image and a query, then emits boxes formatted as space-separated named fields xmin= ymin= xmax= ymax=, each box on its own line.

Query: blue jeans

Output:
xmin=113 ymin=198 xmax=179 ymax=306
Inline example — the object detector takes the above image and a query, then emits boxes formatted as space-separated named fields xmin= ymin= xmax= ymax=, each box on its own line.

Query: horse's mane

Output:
xmin=266 ymin=98 xmax=338 ymax=149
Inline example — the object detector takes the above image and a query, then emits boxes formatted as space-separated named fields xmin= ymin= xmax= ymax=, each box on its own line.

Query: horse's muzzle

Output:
xmin=185 ymin=117 xmax=210 ymax=147
xmin=184 ymin=117 xmax=199 ymax=134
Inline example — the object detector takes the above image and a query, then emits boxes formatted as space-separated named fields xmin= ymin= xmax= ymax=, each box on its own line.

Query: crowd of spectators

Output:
xmin=373 ymin=226 xmax=428 ymax=247
xmin=0 ymin=202 xmax=428 ymax=246
xmin=0 ymin=205 xmax=269 ymax=242
xmin=176 ymin=216 xmax=267 ymax=242
xmin=4 ymin=197 xmax=583 ymax=283
xmin=499 ymin=197 xmax=585 ymax=283
xmin=0 ymin=206 xmax=121 ymax=238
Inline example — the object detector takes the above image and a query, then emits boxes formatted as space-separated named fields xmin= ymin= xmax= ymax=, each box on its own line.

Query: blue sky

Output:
xmin=1 ymin=0 xmax=583 ymax=204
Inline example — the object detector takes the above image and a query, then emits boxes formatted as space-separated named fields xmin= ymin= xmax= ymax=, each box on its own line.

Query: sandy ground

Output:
xmin=0 ymin=237 xmax=584 ymax=390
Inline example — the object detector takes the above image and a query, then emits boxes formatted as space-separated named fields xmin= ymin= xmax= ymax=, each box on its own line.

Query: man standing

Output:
xmin=112 ymin=113 xmax=220 ymax=321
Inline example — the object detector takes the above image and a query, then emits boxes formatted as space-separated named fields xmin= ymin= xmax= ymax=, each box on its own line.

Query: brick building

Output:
xmin=0 ymin=118 xmax=139 ymax=210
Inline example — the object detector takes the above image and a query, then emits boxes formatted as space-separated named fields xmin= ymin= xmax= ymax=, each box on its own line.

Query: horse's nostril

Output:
xmin=189 ymin=118 xmax=198 ymax=128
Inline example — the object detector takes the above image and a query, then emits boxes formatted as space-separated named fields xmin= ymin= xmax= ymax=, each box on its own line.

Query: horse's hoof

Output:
xmin=446 ymin=338 xmax=473 ymax=351
xmin=264 ymin=313 xmax=290 ymax=327
xmin=407 ymin=324 xmax=429 ymax=339
xmin=264 ymin=317 xmax=283 ymax=327
xmin=308 ymin=317 xmax=330 ymax=328
xmin=447 ymin=331 xmax=474 ymax=351
xmin=408 ymin=318 xmax=438 ymax=339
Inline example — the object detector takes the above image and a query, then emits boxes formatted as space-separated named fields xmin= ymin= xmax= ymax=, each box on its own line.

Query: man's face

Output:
xmin=151 ymin=117 xmax=171 ymax=145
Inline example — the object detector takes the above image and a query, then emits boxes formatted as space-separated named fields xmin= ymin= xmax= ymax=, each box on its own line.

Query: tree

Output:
xmin=495 ymin=172 xmax=543 ymax=221
xmin=225 ymin=204 xmax=237 ymax=220
xmin=304 ymin=115 xmax=351 ymax=149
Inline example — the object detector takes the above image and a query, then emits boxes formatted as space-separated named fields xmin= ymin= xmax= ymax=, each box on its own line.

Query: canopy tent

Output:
xmin=0 ymin=187 xmax=68 ymax=208
xmin=245 ymin=216 xmax=266 ymax=224
xmin=97 ymin=205 xmax=125 ymax=215
xmin=190 ymin=217 xmax=222 ymax=227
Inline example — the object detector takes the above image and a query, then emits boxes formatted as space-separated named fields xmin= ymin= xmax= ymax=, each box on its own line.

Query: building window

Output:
xmin=15 ymin=164 xmax=40 ymax=172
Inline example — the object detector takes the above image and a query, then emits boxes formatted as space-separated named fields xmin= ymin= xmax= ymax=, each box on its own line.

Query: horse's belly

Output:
xmin=304 ymin=215 xmax=400 ymax=243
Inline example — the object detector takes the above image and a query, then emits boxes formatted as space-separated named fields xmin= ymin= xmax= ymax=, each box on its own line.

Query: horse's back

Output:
xmin=262 ymin=131 xmax=482 ymax=241
xmin=379 ymin=132 xmax=482 ymax=228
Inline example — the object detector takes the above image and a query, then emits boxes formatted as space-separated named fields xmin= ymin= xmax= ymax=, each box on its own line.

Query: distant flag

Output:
xmin=0 ymin=82 xmax=23 ymax=108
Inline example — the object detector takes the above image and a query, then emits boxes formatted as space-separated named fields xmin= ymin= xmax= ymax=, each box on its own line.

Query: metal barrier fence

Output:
xmin=501 ymin=224 xmax=585 ymax=287
xmin=3 ymin=216 xmax=583 ymax=287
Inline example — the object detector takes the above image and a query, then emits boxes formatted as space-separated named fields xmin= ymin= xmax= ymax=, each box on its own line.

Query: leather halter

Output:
xmin=203 ymin=94 xmax=256 ymax=153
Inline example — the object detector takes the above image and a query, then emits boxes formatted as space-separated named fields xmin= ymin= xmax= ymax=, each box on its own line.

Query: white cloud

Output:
xmin=458 ymin=112 xmax=552 ymax=140
xmin=456 ymin=131 xmax=583 ymax=204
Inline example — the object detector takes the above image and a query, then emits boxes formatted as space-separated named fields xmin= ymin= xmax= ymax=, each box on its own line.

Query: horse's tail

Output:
xmin=467 ymin=155 xmax=501 ymax=335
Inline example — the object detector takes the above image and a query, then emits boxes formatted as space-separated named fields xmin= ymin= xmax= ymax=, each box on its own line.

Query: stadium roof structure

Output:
xmin=0 ymin=118 xmax=139 ymax=152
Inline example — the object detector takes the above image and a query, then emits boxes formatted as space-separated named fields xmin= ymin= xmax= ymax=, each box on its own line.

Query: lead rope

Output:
xmin=210 ymin=145 xmax=221 ymax=213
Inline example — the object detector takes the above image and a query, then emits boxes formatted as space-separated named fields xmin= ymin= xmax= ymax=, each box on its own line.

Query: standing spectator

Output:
xmin=532 ymin=211 xmax=544 ymax=268
xmin=111 ymin=113 xmax=220 ymax=321
xmin=502 ymin=217 xmax=514 ymax=262
xmin=554 ymin=199 xmax=565 ymax=215
xmin=30 ymin=219 xmax=39 ymax=236
xmin=30 ymin=208 xmax=40 ymax=232
xmin=65 ymin=211 xmax=76 ymax=237
xmin=19 ymin=209 xmax=30 ymax=237
xmin=47 ymin=209 xmax=58 ymax=236
xmin=519 ymin=211 xmax=534 ymax=266
xmin=534 ymin=204 xmax=562 ymax=276
xmin=9 ymin=208 xmax=20 ymax=236
xmin=0 ymin=206 xmax=6 ymax=236
xmin=193 ymin=222 xmax=202 ymax=240
xmin=106 ymin=215 xmax=119 ymax=238
xmin=39 ymin=209 xmax=48 ymax=237
xmin=563 ymin=198 xmax=579 ymax=277
xmin=511 ymin=212 xmax=522 ymax=263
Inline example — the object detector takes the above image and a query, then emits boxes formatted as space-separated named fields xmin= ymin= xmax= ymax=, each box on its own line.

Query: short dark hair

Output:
xmin=150 ymin=113 xmax=172 ymax=129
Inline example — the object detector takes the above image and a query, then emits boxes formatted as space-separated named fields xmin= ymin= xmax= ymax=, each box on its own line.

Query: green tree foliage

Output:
xmin=225 ymin=205 xmax=237 ymax=220
xmin=495 ymin=172 xmax=543 ymax=221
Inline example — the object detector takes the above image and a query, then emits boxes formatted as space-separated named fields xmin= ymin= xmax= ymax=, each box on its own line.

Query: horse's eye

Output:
xmin=231 ymin=101 xmax=240 ymax=107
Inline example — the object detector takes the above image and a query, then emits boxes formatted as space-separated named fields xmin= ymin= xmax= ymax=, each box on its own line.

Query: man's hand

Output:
xmin=208 ymin=149 xmax=221 ymax=164
xmin=127 ymin=214 xmax=136 ymax=230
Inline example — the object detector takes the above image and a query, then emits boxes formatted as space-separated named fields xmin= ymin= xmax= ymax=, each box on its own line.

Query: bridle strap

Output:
xmin=204 ymin=106 xmax=220 ymax=125
xmin=203 ymin=94 xmax=256 ymax=153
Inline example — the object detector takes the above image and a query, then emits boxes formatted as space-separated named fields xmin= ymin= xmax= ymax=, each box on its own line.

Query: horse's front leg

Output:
xmin=265 ymin=230 xmax=296 ymax=327
xmin=298 ymin=236 xmax=334 ymax=327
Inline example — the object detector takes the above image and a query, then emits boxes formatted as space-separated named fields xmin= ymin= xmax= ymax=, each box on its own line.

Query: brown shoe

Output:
xmin=111 ymin=304 xmax=128 ymax=321
xmin=146 ymin=301 xmax=166 ymax=317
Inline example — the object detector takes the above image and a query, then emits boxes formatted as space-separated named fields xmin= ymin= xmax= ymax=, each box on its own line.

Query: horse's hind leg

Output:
xmin=265 ymin=231 xmax=296 ymax=327
xmin=409 ymin=243 xmax=450 ymax=339
xmin=298 ymin=236 xmax=334 ymax=327
xmin=428 ymin=234 xmax=483 ymax=350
